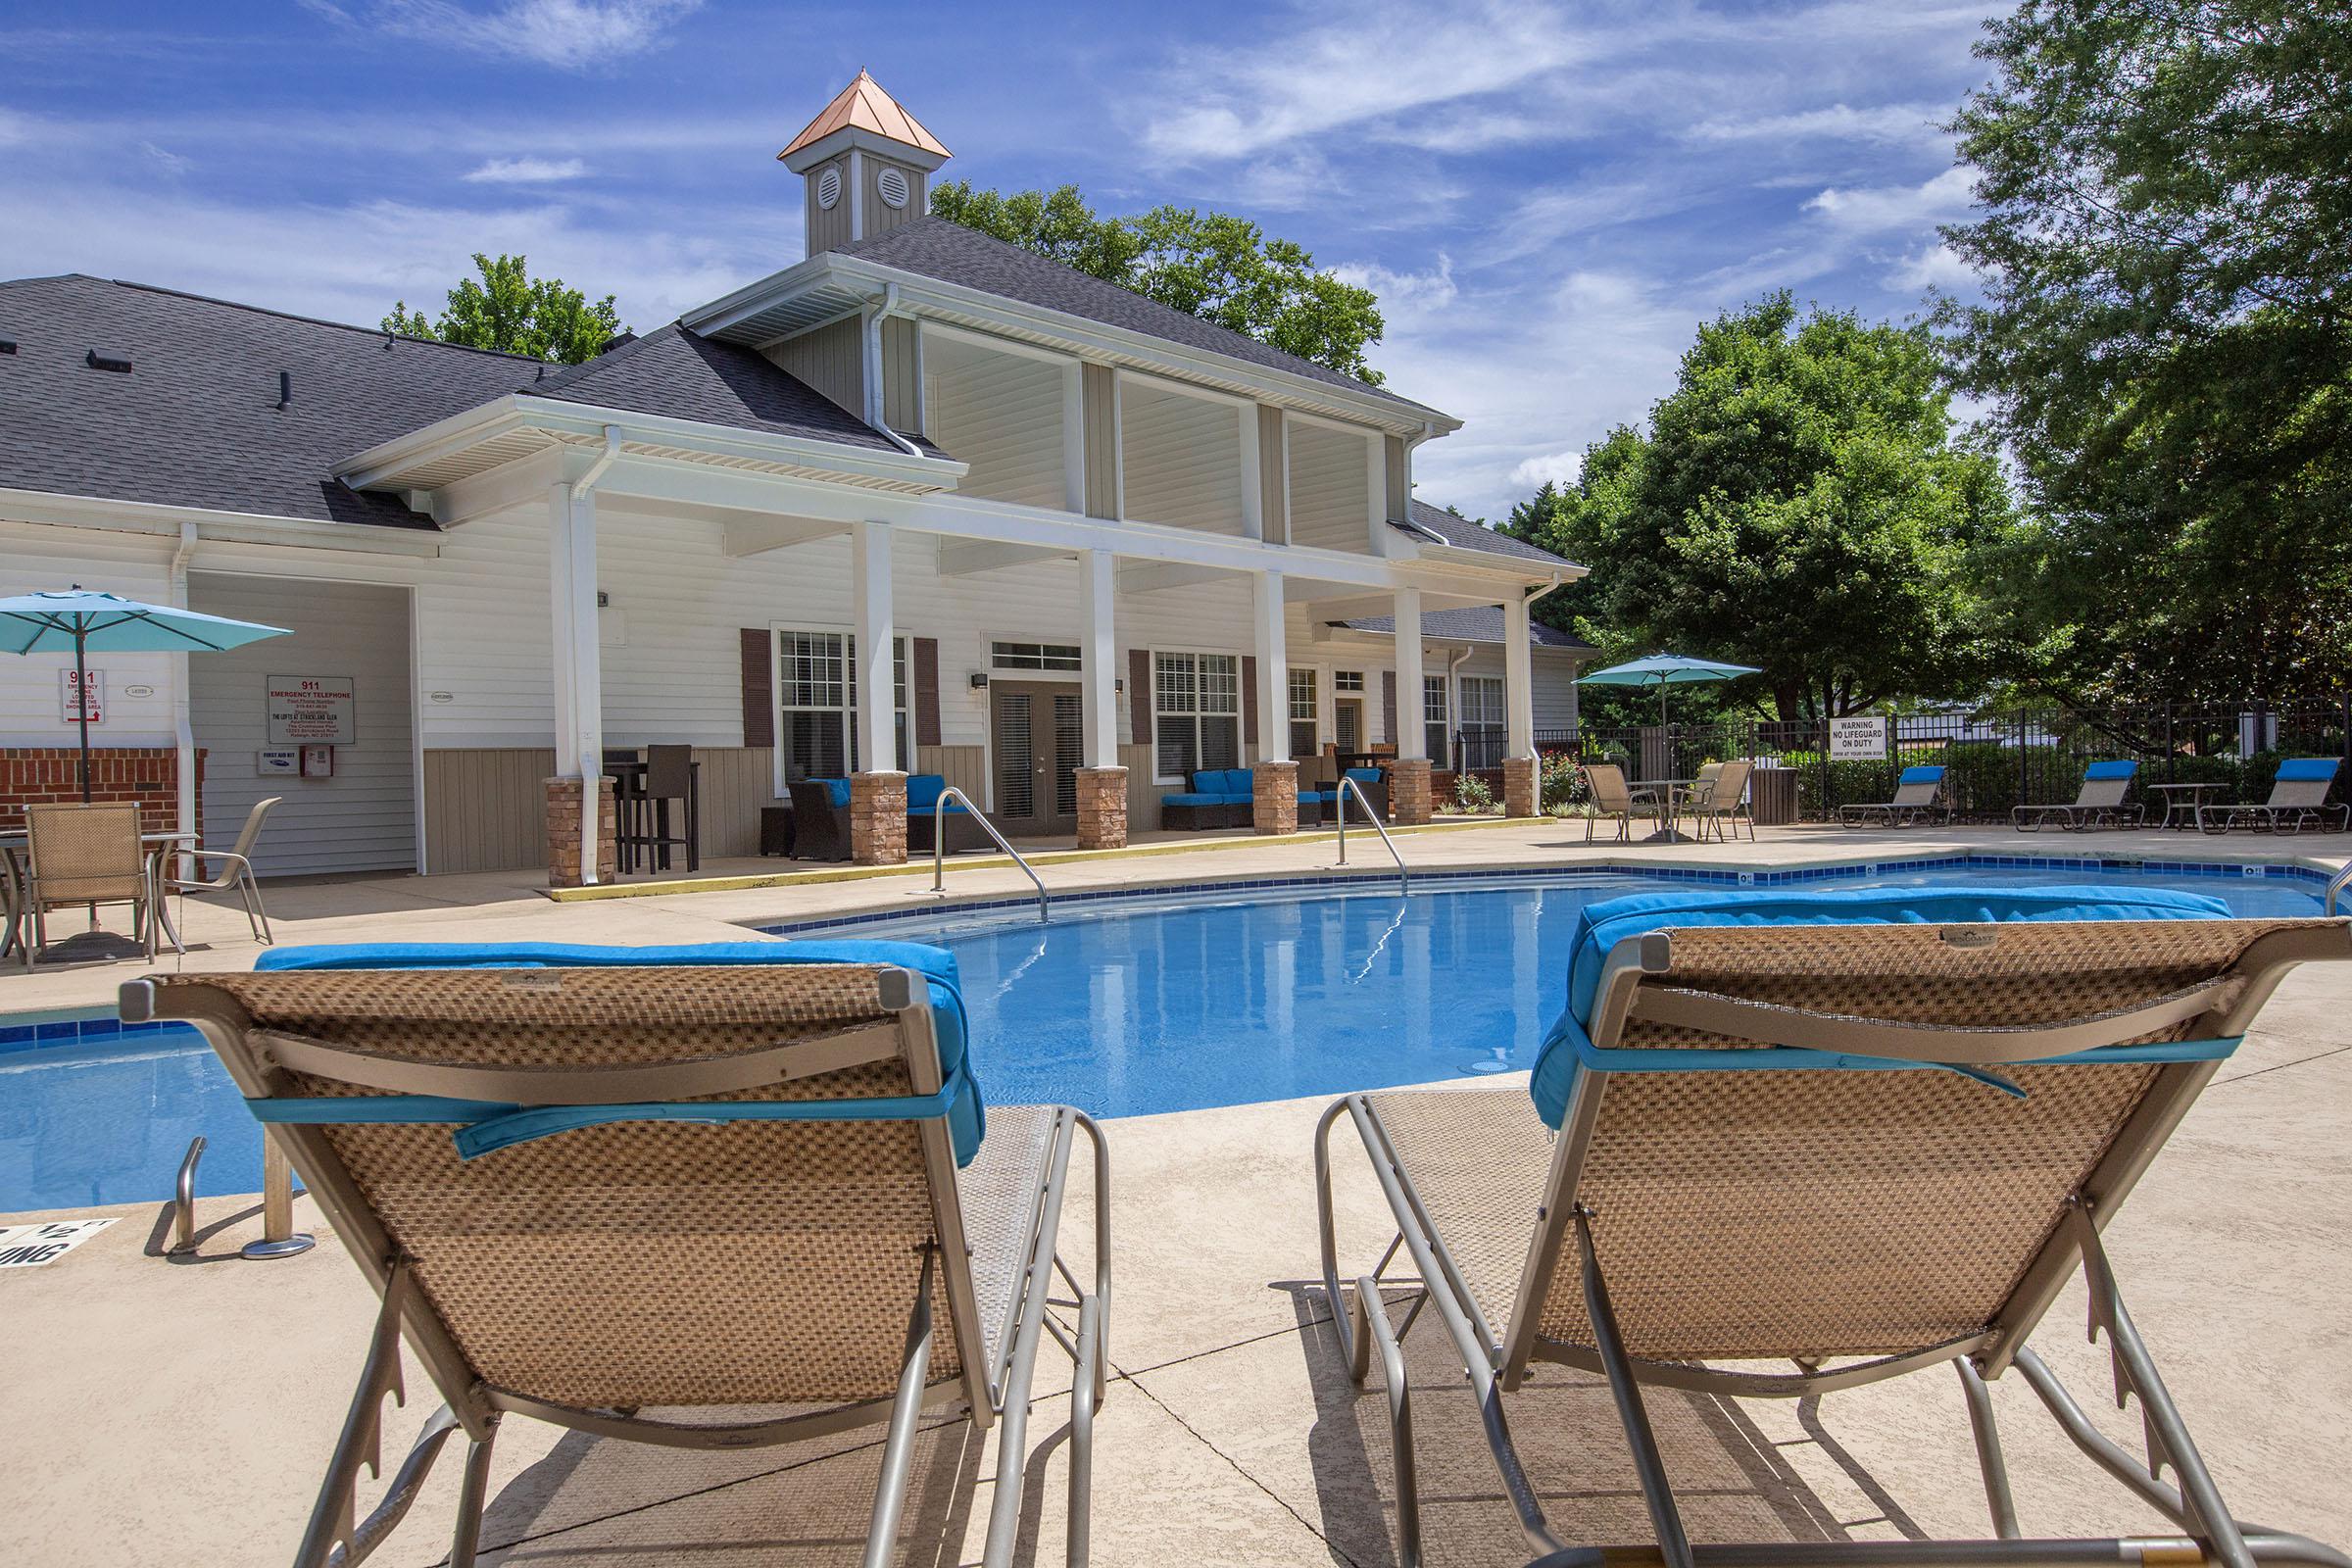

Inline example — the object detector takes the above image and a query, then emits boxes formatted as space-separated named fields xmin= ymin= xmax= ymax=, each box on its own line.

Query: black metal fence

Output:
xmin=1462 ymin=702 xmax=2352 ymax=821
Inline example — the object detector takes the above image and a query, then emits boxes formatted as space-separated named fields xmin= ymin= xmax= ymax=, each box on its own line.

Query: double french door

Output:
xmin=989 ymin=680 xmax=1083 ymax=836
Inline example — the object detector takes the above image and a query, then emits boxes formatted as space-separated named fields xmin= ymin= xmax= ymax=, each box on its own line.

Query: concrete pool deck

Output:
xmin=4 ymin=822 xmax=2350 ymax=1564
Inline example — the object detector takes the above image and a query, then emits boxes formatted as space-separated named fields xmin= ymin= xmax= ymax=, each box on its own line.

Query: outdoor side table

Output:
xmin=760 ymin=805 xmax=796 ymax=858
xmin=2146 ymin=781 xmax=2226 ymax=830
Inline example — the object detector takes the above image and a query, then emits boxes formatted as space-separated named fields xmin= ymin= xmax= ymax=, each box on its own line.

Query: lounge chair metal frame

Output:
xmin=1314 ymin=915 xmax=2351 ymax=1568
xmin=1838 ymin=765 xmax=1951 ymax=828
xmin=2200 ymin=761 xmax=2349 ymax=836
xmin=2014 ymin=764 xmax=2143 ymax=833
xmin=125 ymin=963 xmax=1110 ymax=1568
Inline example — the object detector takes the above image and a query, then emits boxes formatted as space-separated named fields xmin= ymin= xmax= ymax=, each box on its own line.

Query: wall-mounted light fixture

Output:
xmin=968 ymin=671 xmax=989 ymax=690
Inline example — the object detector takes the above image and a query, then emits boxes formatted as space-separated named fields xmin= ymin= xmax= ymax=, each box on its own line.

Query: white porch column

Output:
xmin=1501 ymin=590 xmax=1539 ymax=816
xmin=1252 ymin=570 xmax=1290 ymax=764
xmin=1075 ymin=547 xmax=1128 ymax=849
xmin=851 ymin=520 xmax=897 ymax=773
xmin=1078 ymin=548 xmax=1118 ymax=768
xmin=1391 ymin=585 xmax=1425 ymax=760
xmin=545 ymin=479 xmax=612 ymax=885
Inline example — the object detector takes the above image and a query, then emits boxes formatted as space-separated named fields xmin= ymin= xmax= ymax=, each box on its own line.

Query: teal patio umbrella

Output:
xmin=1578 ymin=652 xmax=1761 ymax=730
xmin=0 ymin=586 xmax=289 ymax=802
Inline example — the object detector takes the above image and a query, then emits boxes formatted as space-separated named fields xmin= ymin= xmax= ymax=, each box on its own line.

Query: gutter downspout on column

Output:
xmin=569 ymin=426 xmax=622 ymax=885
xmin=863 ymin=285 xmax=926 ymax=460
xmin=1446 ymin=643 xmax=1473 ymax=773
xmin=170 ymin=518 xmax=198 ymax=878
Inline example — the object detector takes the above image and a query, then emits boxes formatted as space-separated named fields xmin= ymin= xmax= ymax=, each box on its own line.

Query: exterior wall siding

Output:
xmin=767 ymin=316 xmax=864 ymax=419
xmin=422 ymin=748 xmax=551 ymax=872
xmin=1118 ymin=377 xmax=1245 ymax=535
xmin=1287 ymin=419 xmax=1374 ymax=552
xmin=1384 ymin=434 xmax=1410 ymax=523
xmin=862 ymin=155 xmax=927 ymax=241
xmin=1256 ymin=406 xmax=1288 ymax=545
xmin=923 ymin=335 xmax=1069 ymax=510
xmin=881 ymin=317 xmax=921 ymax=435
xmin=805 ymin=154 xmax=855 ymax=256
xmin=1082 ymin=364 xmax=1119 ymax=519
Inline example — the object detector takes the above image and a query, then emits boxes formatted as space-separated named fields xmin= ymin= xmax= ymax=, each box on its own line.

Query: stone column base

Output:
xmin=1252 ymin=759 xmax=1299 ymax=835
xmin=545 ymin=775 xmax=617 ymax=888
xmin=851 ymin=771 xmax=909 ymax=865
xmin=1075 ymin=766 xmax=1129 ymax=850
xmin=1388 ymin=758 xmax=1434 ymax=825
xmin=1502 ymin=755 xmax=1539 ymax=818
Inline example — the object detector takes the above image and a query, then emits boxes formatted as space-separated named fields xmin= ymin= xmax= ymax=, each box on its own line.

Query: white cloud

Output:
xmin=463 ymin=155 xmax=589 ymax=183
xmin=1687 ymin=102 xmax=1945 ymax=148
xmin=1887 ymin=241 xmax=1977 ymax=291
xmin=140 ymin=141 xmax=190 ymax=175
xmin=1330 ymin=255 xmax=1456 ymax=323
xmin=363 ymin=0 xmax=701 ymax=72
xmin=1802 ymin=166 xmax=1974 ymax=232
xmin=1507 ymin=449 xmax=1585 ymax=491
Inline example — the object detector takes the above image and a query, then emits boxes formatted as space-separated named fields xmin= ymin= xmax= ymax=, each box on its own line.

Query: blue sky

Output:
xmin=0 ymin=0 xmax=1997 ymax=524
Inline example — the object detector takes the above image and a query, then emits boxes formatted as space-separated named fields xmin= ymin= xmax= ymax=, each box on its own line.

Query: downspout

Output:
xmin=170 ymin=518 xmax=199 ymax=877
xmin=571 ymin=426 xmax=622 ymax=885
xmin=863 ymin=284 xmax=927 ymax=459
xmin=1446 ymin=643 xmax=1474 ymax=772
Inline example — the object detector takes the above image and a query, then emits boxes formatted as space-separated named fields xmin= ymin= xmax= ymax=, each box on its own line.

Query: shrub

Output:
xmin=1452 ymin=773 xmax=1497 ymax=814
xmin=1539 ymin=752 xmax=1585 ymax=809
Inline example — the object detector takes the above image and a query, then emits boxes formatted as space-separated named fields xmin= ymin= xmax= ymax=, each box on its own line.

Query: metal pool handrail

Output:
xmin=168 ymin=1135 xmax=205 ymax=1255
xmin=931 ymin=786 xmax=1049 ymax=921
xmin=2328 ymin=858 xmax=2352 ymax=916
xmin=1334 ymin=774 xmax=1407 ymax=894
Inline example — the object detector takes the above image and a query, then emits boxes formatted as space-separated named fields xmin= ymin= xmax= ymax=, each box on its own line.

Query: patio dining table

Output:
xmin=1 ymin=827 xmax=195 ymax=962
xmin=2146 ymin=781 xmax=2228 ymax=831
xmin=1640 ymin=778 xmax=1703 ymax=845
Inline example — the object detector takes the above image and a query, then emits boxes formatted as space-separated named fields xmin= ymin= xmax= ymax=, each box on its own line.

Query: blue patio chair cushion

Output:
xmin=1161 ymin=792 xmax=1226 ymax=808
xmin=1345 ymin=767 xmax=1384 ymax=784
xmin=253 ymin=939 xmax=985 ymax=1162
xmin=2082 ymin=760 xmax=2137 ymax=781
xmin=1299 ymin=790 xmax=1334 ymax=805
xmin=1188 ymin=769 xmax=1231 ymax=798
xmin=905 ymin=773 xmax=947 ymax=809
xmin=1898 ymin=764 xmax=1945 ymax=785
xmin=1531 ymin=884 xmax=2234 ymax=1128
xmin=1228 ymin=768 xmax=1255 ymax=797
xmin=807 ymin=777 xmax=852 ymax=808
xmin=2275 ymin=758 xmax=2339 ymax=782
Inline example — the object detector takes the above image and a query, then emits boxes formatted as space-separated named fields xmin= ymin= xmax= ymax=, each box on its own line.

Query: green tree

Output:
xmin=1503 ymin=296 xmax=2021 ymax=722
xmin=1936 ymin=0 xmax=2351 ymax=703
xmin=382 ymin=253 xmax=625 ymax=366
xmin=931 ymin=180 xmax=1387 ymax=384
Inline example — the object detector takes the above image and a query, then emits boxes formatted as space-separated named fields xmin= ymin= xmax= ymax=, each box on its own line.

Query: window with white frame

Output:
xmin=1152 ymin=651 xmax=1241 ymax=781
xmin=1459 ymin=674 xmax=1505 ymax=769
xmin=776 ymin=629 xmax=908 ymax=782
xmin=1333 ymin=669 xmax=1365 ymax=693
xmin=1423 ymin=674 xmax=1449 ymax=766
xmin=991 ymin=640 xmax=1083 ymax=672
xmin=1288 ymin=667 xmax=1319 ymax=760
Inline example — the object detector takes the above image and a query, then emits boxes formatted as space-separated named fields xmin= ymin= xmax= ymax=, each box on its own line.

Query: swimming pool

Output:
xmin=1 ymin=858 xmax=2328 ymax=1211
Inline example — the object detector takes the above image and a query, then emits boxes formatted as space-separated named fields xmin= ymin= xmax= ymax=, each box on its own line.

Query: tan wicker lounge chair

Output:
xmin=1313 ymin=884 xmax=2349 ymax=1568
xmin=1580 ymin=760 xmax=1664 ymax=843
xmin=124 ymin=939 xmax=1108 ymax=1568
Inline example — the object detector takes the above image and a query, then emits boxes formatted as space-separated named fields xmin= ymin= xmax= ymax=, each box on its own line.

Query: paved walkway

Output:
xmin=4 ymin=821 xmax=2349 ymax=1564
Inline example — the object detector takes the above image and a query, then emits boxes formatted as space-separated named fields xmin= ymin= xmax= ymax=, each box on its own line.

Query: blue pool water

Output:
xmin=2 ymin=860 xmax=2327 ymax=1211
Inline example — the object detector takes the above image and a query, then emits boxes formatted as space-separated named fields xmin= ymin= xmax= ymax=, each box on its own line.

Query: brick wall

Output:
xmin=1 ymin=747 xmax=205 ymax=836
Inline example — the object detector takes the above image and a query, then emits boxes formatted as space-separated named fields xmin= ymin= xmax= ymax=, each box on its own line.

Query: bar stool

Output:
xmin=602 ymin=748 xmax=644 ymax=874
xmin=624 ymin=745 xmax=698 ymax=873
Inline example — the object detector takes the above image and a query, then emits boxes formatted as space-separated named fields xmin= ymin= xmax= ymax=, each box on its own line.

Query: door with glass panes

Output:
xmin=990 ymin=681 xmax=1082 ymax=836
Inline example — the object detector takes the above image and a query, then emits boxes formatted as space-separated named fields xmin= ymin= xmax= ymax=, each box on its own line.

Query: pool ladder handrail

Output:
xmin=168 ymin=1134 xmax=205 ymax=1255
xmin=1334 ymin=774 xmax=1407 ymax=895
xmin=2328 ymin=858 xmax=2352 ymax=916
xmin=931 ymin=786 xmax=1049 ymax=922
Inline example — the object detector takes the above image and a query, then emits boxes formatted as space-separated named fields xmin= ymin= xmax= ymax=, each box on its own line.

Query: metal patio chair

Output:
xmin=167 ymin=795 xmax=280 ymax=943
xmin=1838 ymin=762 xmax=1950 ymax=827
xmin=18 ymin=801 xmax=156 ymax=968
xmin=2201 ymin=758 xmax=2349 ymax=835
xmin=2014 ymin=760 xmax=2142 ymax=832
xmin=1314 ymin=883 xmax=2350 ymax=1568
xmin=1580 ymin=760 xmax=1664 ymax=843
xmin=126 ymin=939 xmax=1109 ymax=1568
xmin=1682 ymin=757 xmax=1754 ymax=842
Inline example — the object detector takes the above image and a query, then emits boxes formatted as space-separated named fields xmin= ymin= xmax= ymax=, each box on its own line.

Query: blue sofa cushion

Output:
xmin=1161 ymin=792 xmax=1226 ymax=808
xmin=806 ymin=777 xmax=852 ymax=808
xmin=254 ymin=940 xmax=985 ymax=1163
xmin=1532 ymin=884 xmax=2235 ymax=1129
xmin=2082 ymin=760 xmax=2137 ymax=781
xmin=1228 ymin=767 xmax=1255 ymax=797
xmin=905 ymin=773 xmax=947 ymax=810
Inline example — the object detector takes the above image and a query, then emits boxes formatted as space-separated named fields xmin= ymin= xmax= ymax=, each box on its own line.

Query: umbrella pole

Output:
xmin=75 ymin=622 xmax=93 ymax=804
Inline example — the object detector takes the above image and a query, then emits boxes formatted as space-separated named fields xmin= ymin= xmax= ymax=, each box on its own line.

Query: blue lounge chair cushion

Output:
xmin=254 ymin=940 xmax=985 ymax=1162
xmin=2276 ymin=758 xmax=2339 ymax=783
xmin=1532 ymin=884 xmax=2235 ymax=1128
xmin=1898 ymin=764 xmax=1945 ymax=785
xmin=807 ymin=777 xmax=852 ymax=808
xmin=2082 ymin=760 xmax=2137 ymax=781
xmin=1160 ymin=792 xmax=1226 ymax=808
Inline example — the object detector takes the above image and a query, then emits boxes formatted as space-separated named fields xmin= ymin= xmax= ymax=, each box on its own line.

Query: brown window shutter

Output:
xmin=1241 ymin=656 xmax=1258 ymax=746
xmin=913 ymin=637 xmax=941 ymax=748
xmin=1129 ymin=649 xmax=1152 ymax=745
xmin=740 ymin=628 xmax=773 ymax=748
xmin=1382 ymin=669 xmax=1397 ymax=743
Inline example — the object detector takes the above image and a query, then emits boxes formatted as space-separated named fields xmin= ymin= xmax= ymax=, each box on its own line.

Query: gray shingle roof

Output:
xmin=0 ymin=273 xmax=548 ymax=528
xmin=530 ymin=324 xmax=933 ymax=455
xmin=1338 ymin=603 xmax=1596 ymax=653
xmin=1395 ymin=498 xmax=1575 ymax=566
xmin=837 ymin=218 xmax=1445 ymax=418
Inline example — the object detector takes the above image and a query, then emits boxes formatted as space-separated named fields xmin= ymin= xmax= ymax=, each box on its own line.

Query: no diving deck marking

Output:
xmin=0 ymin=1218 xmax=115 ymax=1268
